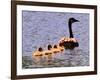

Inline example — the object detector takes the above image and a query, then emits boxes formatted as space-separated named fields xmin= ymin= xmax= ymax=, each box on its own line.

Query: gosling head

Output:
xmin=48 ymin=44 xmax=52 ymax=50
xmin=38 ymin=47 xmax=43 ymax=52
xmin=59 ymin=43 xmax=63 ymax=47
xmin=53 ymin=45 xmax=57 ymax=48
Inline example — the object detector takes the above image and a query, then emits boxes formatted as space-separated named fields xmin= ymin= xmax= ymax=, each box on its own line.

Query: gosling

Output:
xmin=32 ymin=47 xmax=43 ymax=63
xmin=52 ymin=44 xmax=61 ymax=53
xmin=58 ymin=43 xmax=65 ymax=52
xmin=44 ymin=44 xmax=53 ymax=62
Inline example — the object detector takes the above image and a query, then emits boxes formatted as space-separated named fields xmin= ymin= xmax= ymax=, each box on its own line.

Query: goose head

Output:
xmin=69 ymin=17 xmax=79 ymax=24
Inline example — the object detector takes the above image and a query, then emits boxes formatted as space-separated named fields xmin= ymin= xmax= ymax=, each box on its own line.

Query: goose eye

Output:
xmin=70 ymin=19 xmax=73 ymax=22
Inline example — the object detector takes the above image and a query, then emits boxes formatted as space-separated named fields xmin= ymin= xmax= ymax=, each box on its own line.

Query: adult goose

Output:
xmin=59 ymin=18 xmax=79 ymax=49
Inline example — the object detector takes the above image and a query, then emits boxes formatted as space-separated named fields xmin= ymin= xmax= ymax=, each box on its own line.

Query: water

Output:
xmin=22 ymin=11 xmax=89 ymax=69
xmin=22 ymin=48 xmax=89 ymax=69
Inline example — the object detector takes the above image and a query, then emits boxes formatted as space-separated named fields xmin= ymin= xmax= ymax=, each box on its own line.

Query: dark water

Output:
xmin=22 ymin=48 xmax=89 ymax=69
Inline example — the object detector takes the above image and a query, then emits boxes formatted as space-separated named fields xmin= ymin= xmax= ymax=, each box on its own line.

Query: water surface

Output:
xmin=22 ymin=11 xmax=89 ymax=69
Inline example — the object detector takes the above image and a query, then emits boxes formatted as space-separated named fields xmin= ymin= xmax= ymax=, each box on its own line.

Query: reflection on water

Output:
xmin=22 ymin=48 xmax=89 ymax=69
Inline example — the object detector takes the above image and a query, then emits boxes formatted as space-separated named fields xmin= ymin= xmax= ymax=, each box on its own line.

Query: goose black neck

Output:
xmin=68 ymin=21 xmax=74 ymax=38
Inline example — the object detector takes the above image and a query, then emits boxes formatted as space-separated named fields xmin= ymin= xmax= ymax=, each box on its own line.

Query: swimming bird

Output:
xmin=58 ymin=43 xmax=65 ymax=52
xmin=32 ymin=47 xmax=43 ymax=63
xmin=52 ymin=44 xmax=61 ymax=53
xmin=44 ymin=44 xmax=53 ymax=61
xmin=59 ymin=18 xmax=79 ymax=49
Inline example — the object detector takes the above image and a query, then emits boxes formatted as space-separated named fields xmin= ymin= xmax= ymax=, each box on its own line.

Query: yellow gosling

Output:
xmin=44 ymin=45 xmax=53 ymax=61
xmin=52 ymin=44 xmax=61 ymax=53
xmin=58 ymin=43 xmax=65 ymax=52
xmin=32 ymin=47 xmax=43 ymax=63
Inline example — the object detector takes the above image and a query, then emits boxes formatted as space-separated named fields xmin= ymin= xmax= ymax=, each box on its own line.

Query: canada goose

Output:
xmin=32 ymin=47 xmax=43 ymax=63
xmin=59 ymin=18 xmax=79 ymax=49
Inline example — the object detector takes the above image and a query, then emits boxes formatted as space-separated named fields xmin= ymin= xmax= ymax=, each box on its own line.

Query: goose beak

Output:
xmin=75 ymin=19 xmax=79 ymax=22
xmin=75 ymin=20 xmax=79 ymax=22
